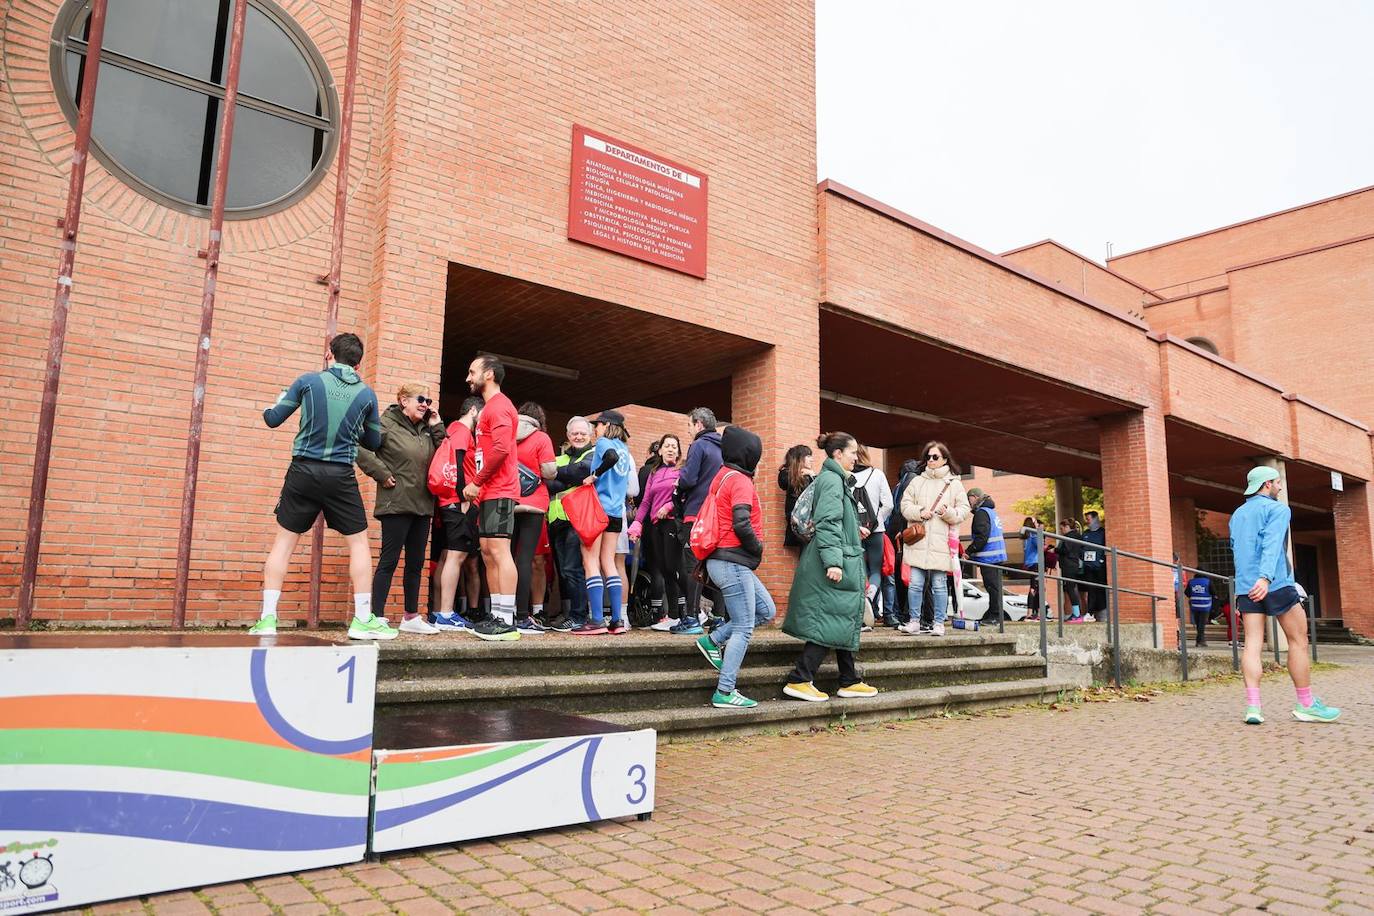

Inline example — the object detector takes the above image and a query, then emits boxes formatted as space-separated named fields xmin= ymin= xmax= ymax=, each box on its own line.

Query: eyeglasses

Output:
xmin=926 ymin=452 xmax=943 ymax=460
xmin=413 ymin=395 xmax=432 ymax=405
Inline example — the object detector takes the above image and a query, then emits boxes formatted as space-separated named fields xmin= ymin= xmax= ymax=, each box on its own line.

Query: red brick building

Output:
xmin=3 ymin=0 xmax=1371 ymax=638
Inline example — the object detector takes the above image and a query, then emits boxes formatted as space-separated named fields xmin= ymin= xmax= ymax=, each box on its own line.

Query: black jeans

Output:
xmin=373 ymin=513 xmax=430 ymax=618
xmin=512 ymin=511 xmax=544 ymax=617
xmin=548 ymin=519 xmax=587 ymax=624
xmin=1084 ymin=566 xmax=1109 ymax=615
xmin=981 ymin=565 xmax=1004 ymax=621
xmin=649 ymin=519 xmax=688 ymax=615
xmin=788 ymin=641 xmax=860 ymax=688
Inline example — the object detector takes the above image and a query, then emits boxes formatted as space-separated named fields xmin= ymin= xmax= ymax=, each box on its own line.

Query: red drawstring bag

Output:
xmin=562 ymin=484 xmax=609 ymax=547
xmin=427 ymin=437 xmax=459 ymax=502
xmin=881 ymin=534 xmax=896 ymax=578
xmin=688 ymin=471 xmax=738 ymax=561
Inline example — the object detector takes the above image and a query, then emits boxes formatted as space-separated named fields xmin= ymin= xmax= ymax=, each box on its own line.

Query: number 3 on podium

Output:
xmin=626 ymin=763 xmax=648 ymax=805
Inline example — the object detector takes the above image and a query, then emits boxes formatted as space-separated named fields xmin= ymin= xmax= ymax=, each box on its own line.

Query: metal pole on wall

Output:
xmin=1228 ymin=578 xmax=1239 ymax=673
xmin=1109 ymin=549 xmax=1122 ymax=688
xmin=308 ymin=0 xmax=365 ymax=628
xmin=171 ymin=0 xmax=251 ymax=628
xmin=1175 ymin=559 xmax=1188 ymax=682
xmin=16 ymin=0 xmax=110 ymax=630
xmin=1036 ymin=533 xmax=1047 ymax=663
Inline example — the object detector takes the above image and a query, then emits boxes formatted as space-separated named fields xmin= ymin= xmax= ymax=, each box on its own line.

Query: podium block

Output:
xmin=370 ymin=709 xmax=655 ymax=852
xmin=0 ymin=634 xmax=376 ymax=914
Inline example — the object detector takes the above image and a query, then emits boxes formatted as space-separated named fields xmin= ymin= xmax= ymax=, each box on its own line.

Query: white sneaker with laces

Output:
xmin=399 ymin=616 xmax=439 ymax=634
xmin=651 ymin=617 xmax=678 ymax=632
xmin=930 ymin=623 xmax=945 ymax=636
xmin=897 ymin=620 xmax=922 ymax=635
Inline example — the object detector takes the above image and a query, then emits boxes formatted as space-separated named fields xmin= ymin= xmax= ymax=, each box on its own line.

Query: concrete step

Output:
xmin=595 ymin=677 xmax=1077 ymax=742
xmin=1201 ymin=623 xmax=1358 ymax=645
xmin=375 ymin=653 xmax=1049 ymax=716
xmin=375 ymin=629 xmax=1020 ymax=679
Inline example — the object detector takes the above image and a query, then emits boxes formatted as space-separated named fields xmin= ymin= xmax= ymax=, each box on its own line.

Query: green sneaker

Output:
xmin=248 ymin=615 xmax=278 ymax=636
xmin=1292 ymin=698 xmax=1341 ymax=723
xmin=348 ymin=614 xmax=398 ymax=641
xmin=1243 ymin=705 xmax=1264 ymax=725
xmin=696 ymin=635 xmax=723 ymax=670
xmin=712 ymin=690 xmax=757 ymax=709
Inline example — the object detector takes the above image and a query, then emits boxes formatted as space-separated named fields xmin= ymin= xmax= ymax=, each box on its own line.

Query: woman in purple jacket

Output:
xmin=629 ymin=435 xmax=687 ymax=631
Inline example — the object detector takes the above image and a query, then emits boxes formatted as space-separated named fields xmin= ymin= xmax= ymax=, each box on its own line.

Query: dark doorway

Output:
xmin=1295 ymin=544 xmax=1321 ymax=616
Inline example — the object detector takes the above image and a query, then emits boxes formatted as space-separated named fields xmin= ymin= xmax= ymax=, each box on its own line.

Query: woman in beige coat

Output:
xmin=897 ymin=441 xmax=970 ymax=635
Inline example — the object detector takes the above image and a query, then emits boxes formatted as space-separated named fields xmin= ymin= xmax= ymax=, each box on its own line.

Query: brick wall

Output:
xmin=1002 ymin=241 xmax=1159 ymax=315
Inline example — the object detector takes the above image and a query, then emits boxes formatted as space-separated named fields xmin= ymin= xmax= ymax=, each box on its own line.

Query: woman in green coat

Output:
xmin=356 ymin=382 xmax=446 ymax=634
xmin=782 ymin=432 xmax=879 ymax=702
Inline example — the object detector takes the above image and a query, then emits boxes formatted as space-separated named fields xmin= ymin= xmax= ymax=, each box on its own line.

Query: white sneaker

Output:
xmin=1083 ymin=613 xmax=1097 ymax=623
xmin=651 ymin=617 xmax=678 ymax=632
xmin=399 ymin=616 xmax=439 ymax=634
xmin=930 ymin=623 xmax=945 ymax=637
xmin=897 ymin=620 xmax=922 ymax=635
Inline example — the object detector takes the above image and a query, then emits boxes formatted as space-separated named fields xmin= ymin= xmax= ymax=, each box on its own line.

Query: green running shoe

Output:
xmin=696 ymin=635 xmax=723 ymax=670
xmin=712 ymin=690 xmax=757 ymax=709
xmin=1243 ymin=705 xmax=1264 ymax=725
xmin=248 ymin=615 xmax=278 ymax=636
xmin=348 ymin=614 xmax=398 ymax=641
xmin=1292 ymin=698 xmax=1341 ymax=723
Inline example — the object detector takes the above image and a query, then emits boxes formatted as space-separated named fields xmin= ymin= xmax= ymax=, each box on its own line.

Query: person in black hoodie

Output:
xmin=693 ymin=425 xmax=773 ymax=709
xmin=670 ymin=407 xmax=724 ymax=634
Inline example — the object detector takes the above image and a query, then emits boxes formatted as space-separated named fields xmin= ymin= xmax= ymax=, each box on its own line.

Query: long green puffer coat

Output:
xmin=783 ymin=457 xmax=865 ymax=651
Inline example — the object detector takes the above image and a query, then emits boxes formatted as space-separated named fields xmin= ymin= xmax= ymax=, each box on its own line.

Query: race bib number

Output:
xmin=474 ymin=448 xmax=484 ymax=472
xmin=1084 ymin=549 xmax=1099 ymax=563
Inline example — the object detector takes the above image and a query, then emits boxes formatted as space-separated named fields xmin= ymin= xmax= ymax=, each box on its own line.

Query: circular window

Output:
xmin=49 ymin=0 xmax=336 ymax=218
xmin=1186 ymin=336 xmax=1220 ymax=356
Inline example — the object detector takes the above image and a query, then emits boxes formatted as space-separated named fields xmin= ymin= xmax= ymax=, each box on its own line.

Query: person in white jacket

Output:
xmin=853 ymin=445 xmax=894 ymax=618
xmin=897 ymin=441 xmax=970 ymax=636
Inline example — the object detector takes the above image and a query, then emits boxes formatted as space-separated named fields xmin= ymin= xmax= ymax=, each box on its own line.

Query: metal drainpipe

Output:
xmin=171 ymin=0 xmax=250 ymax=628
xmin=16 ymin=0 xmax=111 ymax=630
xmin=308 ymin=0 xmax=365 ymax=628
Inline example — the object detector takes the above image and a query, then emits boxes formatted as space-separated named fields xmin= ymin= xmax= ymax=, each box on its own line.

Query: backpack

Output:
xmin=688 ymin=471 xmax=738 ymax=561
xmin=789 ymin=478 xmax=819 ymax=542
xmin=427 ymin=436 xmax=459 ymax=501
xmin=852 ymin=477 xmax=878 ymax=532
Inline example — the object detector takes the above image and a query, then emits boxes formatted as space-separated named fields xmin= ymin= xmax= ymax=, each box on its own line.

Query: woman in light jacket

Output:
xmin=897 ymin=441 xmax=970 ymax=636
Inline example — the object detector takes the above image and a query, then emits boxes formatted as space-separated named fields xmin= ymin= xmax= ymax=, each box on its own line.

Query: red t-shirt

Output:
xmin=437 ymin=420 xmax=475 ymax=508
xmin=515 ymin=429 xmax=556 ymax=511
xmin=712 ymin=468 xmax=762 ymax=550
xmin=473 ymin=391 xmax=519 ymax=502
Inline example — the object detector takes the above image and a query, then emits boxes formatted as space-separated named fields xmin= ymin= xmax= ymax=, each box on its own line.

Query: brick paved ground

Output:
xmin=87 ymin=655 xmax=1374 ymax=915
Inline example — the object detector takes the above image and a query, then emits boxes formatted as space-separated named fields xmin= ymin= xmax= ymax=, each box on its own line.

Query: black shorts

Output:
xmin=440 ymin=504 xmax=480 ymax=554
xmin=275 ymin=458 xmax=367 ymax=536
xmin=605 ymin=515 xmax=623 ymax=534
xmin=1237 ymin=585 xmax=1301 ymax=617
xmin=478 ymin=497 xmax=516 ymax=538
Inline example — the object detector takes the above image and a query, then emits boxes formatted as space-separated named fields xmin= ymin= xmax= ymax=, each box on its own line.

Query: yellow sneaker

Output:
xmin=837 ymin=682 xmax=878 ymax=698
xmin=783 ymin=681 xmax=829 ymax=702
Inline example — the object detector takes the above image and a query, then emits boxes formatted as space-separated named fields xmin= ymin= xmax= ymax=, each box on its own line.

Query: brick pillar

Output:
xmin=1053 ymin=476 xmax=1084 ymax=530
xmin=732 ymin=342 xmax=819 ymax=621
xmin=1098 ymin=409 xmax=1176 ymax=639
xmin=1333 ymin=481 xmax=1374 ymax=637
xmin=1170 ymin=495 xmax=1198 ymax=570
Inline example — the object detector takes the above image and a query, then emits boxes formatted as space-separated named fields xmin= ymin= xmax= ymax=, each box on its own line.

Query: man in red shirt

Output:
xmin=461 ymin=355 xmax=520 ymax=639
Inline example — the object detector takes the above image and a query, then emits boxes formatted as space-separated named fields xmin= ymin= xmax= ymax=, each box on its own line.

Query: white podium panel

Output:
xmin=0 ymin=634 xmax=376 ymax=913
xmin=370 ymin=710 xmax=655 ymax=852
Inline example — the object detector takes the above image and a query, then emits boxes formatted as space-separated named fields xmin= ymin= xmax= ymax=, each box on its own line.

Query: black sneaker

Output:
xmin=545 ymin=614 xmax=574 ymax=633
xmin=471 ymin=618 xmax=519 ymax=641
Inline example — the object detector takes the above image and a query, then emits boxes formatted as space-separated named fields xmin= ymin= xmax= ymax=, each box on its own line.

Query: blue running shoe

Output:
xmin=1292 ymin=698 xmax=1341 ymax=723
xmin=432 ymin=612 xmax=471 ymax=632
xmin=670 ymin=618 xmax=704 ymax=636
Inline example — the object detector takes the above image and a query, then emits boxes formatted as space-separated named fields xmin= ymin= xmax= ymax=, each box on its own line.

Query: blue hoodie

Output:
xmin=592 ymin=436 xmax=633 ymax=517
xmin=677 ymin=430 xmax=722 ymax=519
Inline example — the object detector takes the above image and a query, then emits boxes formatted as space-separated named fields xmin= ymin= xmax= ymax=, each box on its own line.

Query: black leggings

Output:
xmin=649 ymin=519 xmax=688 ymax=614
xmin=788 ymin=642 xmax=860 ymax=688
xmin=513 ymin=511 xmax=544 ymax=617
xmin=373 ymin=513 xmax=430 ymax=618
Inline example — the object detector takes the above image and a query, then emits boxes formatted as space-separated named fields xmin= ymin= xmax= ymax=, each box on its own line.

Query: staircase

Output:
xmin=373 ymin=630 xmax=1074 ymax=742
xmin=1201 ymin=616 xmax=1359 ymax=646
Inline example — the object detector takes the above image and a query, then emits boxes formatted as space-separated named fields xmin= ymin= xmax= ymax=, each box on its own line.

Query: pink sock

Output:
xmin=1296 ymin=687 xmax=1313 ymax=708
xmin=1246 ymin=687 xmax=1261 ymax=707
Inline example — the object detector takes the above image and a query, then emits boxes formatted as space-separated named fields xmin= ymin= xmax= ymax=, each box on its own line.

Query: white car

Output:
xmin=949 ymin=579 xmax=1031 ymax=622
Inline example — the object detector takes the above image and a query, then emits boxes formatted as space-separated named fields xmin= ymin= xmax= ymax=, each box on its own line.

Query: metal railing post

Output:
xmin=1271 ymin=616 xmax=1281 ymax=665
xmin=16 ymin=0 xmax=110 ymax=629
xmin=1175 ymin=559 xmax=1188 ymax=682
xmin=1037 ymin=532 xmax=1047 ymax=662
xmin=1308 ymin=592 xmax=1318 ymax=662
xmin=1150 ymin=596 xmax=1158 ymax=649
xmin=1228 ymin=578 xmax=1239 ymax=673
xmin=1110 ymin=549 xmax=1122 ymax=688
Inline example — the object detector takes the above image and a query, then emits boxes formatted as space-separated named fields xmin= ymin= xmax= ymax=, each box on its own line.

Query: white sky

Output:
xmin=817 ymin=0 xmax=1374 ymax=261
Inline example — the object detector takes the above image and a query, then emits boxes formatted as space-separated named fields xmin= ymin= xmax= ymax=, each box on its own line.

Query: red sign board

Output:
xmin=567 ymin=125 xmax=708 ymax=278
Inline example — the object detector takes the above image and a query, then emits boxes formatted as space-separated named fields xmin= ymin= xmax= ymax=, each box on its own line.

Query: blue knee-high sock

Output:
xmin=606 ymin=576 xmax=624 ymax=624
xmin=586 ymin=576 xmax=605 ymax=624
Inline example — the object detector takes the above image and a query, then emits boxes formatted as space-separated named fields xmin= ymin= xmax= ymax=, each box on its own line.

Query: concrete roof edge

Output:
xmin=1143 ymin=284 xmax=1230 ymax=307
xmin=1148 ymin=331 xmax=1287 ymax=394
xmin=1001 ymin=238 xmax=1162 ymax=299
xmin=1224 ymin=231 xmax=1374 ymax=274
xmin=1281 ymin=392 xmax=1371 ymax=433
xmin=819 ymin=181 xmax=1150 ymax=332
xmin=1107 ymin=182 xmax=1374 ymax=263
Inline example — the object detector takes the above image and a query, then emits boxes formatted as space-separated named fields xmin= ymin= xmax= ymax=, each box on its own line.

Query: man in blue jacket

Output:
xmin=670 ymin=407 xmax=723 ymax=634
xmin=1231 ymin=466 xmax=1340 ymax=724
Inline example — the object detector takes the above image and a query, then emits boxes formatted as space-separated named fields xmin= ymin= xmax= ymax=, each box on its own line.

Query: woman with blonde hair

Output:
xmin=897 ymin=441 xmax=970 ymax=637
xmin=356 ymin=382 xmax=446 ymax=633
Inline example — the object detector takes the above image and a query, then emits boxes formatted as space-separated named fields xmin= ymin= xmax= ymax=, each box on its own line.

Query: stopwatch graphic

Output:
xmin=18 ymin=853 xmax=53 ymax=889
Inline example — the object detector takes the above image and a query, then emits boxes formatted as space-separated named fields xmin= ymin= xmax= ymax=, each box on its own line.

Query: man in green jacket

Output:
xmin=782 ymin=432 xmax=879 ymax=702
